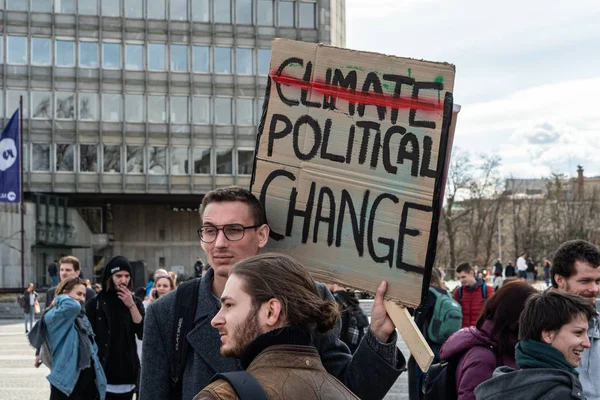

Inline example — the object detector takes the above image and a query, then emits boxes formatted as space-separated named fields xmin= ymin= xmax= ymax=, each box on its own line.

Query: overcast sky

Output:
xmin=346 ymin=0 xmax=600 ymax=179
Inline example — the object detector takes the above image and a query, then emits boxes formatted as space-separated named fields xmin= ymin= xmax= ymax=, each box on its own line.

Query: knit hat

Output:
xmin=103 ymin=255 xmax=132 ymax=283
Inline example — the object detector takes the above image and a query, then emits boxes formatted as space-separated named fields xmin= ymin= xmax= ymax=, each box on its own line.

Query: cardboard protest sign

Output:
xmin=250 ymin=39 xmax=456 ymax=307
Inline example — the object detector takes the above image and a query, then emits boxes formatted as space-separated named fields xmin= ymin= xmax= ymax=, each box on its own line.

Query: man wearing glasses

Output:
xmin=139 ymin=186 xmax=405 ymax=400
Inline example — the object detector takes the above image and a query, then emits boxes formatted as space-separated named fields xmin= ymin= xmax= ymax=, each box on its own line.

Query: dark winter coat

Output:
xmin=452 ymin=279 xmax=494 ymax=328
xmin=505 ymin=263 xmax=516 ymax=277
xmin=440 ymin=320 xmax=517 ymax=400
xmin=23 ymin=290 xmax=38 ymax=314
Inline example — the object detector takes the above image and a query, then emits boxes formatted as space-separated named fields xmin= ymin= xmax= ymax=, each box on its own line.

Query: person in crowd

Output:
xmin=23 ymin=283 xmax=38 ymax=333
xmin=140 ymin=186 xmax=406 ymax=400
xmin=47 ymin=256 xmax=96 ymax=307
xmin=94 ymin=283 xmax=102 ymax=294
xmin=168 ymin=271 xmax=178 ymax=286
xmin=86 ymin=256 xmax=145 ymax=400
xmin=551 ymin=239 xmax=600 ymax=400
xmin=48 ymin=260 xmax=59 ymax=288
xmin=409 ymin=268 xmax=457 ymax=400
xmin=201 ymin=263 xmax=211 ymax=277
xmin=492 ymin=259 xmax=503 ymax=285
xmin=441 ymin=281 xmax=537 ymax=400
xmin=85 ymin=279 xmax=93 ymax=289
xmin=475 ymin=291 xmax=595 ymax=399
xmin=453 ymin=262 xmax=495 ymax=328
xmin=526 ymin=257 xmax=537 ymax=281
xmin=42 ymin=277 xmax=107 ymax=400
xmin=517 ymin=252 xmax=528 ymax=279
xmin=504 ymin=261 xmax=516 ymax=278
xmin=145 ymin=268 xmax=168 ymax=297
xmin=543 ymin=258 xmax=552 ymax=287
xmin=326 ymin=283 xmax=369 ymax=354
xmin=193 ymin=257 xmax=204 ymax=278
xmin=195 ymin=253 xmax=359 ymax=400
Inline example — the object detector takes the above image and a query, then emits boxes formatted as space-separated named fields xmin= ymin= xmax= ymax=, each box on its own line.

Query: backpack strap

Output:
xmin=458 ymin=286 xmax=463 ymax=301
xmin=211 ymin=371 xmax=269 ymax=400
xmin=169 ymin=278 xmax=201 ymax=399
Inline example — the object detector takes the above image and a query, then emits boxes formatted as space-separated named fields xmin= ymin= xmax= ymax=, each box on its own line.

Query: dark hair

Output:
xmin=200 ymin=186 xmax=266 ymax=226
xmin=519 ymin=291 xmax=596 ymax=341
xmin=476 ymin=281 xmax=537 ymax=357
xmin=230 ymin=253 xmax=339 ymax=334
xmin=55 ymin=277 xmax=87 ymax=297
xmin=456 ymin=262 xmax=472 ymax=274
xmin=59 ymin=255 xmax=81 ymax=272
xmin=105 ymin=271 xmax=134 ymax=291
xmin=551 ymin=240 xmax=600 ymax=288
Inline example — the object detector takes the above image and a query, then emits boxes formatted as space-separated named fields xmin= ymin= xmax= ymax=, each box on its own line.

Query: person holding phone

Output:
xmin=86 ymin=256 xmax=144 ymax=400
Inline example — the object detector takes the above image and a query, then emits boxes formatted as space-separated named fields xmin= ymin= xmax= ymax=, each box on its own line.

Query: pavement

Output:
xmin=0 ymin=319 xmax=410 ymax=399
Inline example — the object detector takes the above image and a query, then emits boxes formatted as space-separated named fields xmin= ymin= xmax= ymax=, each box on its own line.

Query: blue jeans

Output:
xmin=24 ymin=309 xmax=35 ymax=332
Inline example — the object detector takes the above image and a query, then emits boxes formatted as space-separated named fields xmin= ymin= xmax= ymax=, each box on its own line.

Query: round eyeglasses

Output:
xmin=197 ymin=224 xmax=261 ymax=243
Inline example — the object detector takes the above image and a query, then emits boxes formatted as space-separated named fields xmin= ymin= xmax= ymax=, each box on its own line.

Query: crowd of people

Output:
xmin=19 ymin=185 xmax=600 ymax=400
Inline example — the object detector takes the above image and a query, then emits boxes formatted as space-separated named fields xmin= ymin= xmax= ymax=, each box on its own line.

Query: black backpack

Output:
xmin=423 ymin=345 xmax=502 ymax=400
xmin=210 ymin=371 xmax=269 ymax=400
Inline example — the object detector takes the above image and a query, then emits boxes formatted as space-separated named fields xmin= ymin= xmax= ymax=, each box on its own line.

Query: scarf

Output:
xmin=516 ymin=339 xmax=579 ymax=376
xmin=238 ymin=326 xmax=313 ymax=369
xmin=74 ymin=305 xmax=93 ymax=371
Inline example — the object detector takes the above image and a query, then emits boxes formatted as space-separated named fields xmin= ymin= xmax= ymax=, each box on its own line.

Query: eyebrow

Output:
xmin=220 ymin=295 xmax=234 ymax=304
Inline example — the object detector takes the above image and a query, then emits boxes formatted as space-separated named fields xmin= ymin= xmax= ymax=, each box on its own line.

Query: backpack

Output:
xmin=333 ymin=291 xmax=369 ymax=353
xmin=426 ymin=288 xmax=462 ymax=344
xmin=210 ymin=371 xmax=269 ymax=400
xmin=169 ymin=278 xmax=201 ymax=400
xmin=457 ymin=283 xmax=488 ymax=301
xmin=423 ymin=345 xmax=503 ymax=400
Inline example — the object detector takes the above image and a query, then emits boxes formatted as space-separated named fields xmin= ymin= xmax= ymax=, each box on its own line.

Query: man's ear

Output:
xmin=554 ymin=274 xmax=567 ymax=290
xmin=263 ymin=298 xmax=283 ymax=328
xmin=541 ymin=329 xmax=555 ymax=345
xmin=256 ymin=224 xmax=270 ymax=249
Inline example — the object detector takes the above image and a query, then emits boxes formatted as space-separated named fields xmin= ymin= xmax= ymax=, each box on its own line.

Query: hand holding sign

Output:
xmin=370 ymin=281 xmax=396 ymax=343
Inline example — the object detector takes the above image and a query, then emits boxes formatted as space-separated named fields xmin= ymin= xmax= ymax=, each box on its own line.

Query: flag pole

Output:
xmin=19 ymin=96 xmax=24 ymax=289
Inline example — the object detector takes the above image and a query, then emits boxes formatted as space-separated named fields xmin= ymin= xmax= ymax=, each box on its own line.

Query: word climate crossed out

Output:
xmin=251 ymin=39 xmax=456 ymax=307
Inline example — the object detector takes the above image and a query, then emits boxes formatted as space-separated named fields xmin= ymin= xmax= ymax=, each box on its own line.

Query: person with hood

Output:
xmin=440 ymin=280 xmax=537 ymax=400
xmin=453 ymin=262 xmax=495 ymax=328
xmin=475 ymin=291 xmax=595 ymax=400
xmin=39 ymin=276 xmax=107 ymax=400
xmin=86 ymin=256 xmax=144 ymax=400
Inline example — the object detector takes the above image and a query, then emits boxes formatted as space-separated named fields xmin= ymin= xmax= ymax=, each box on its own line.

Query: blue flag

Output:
xmin=0 ymin=110 xmax=21 ymax=203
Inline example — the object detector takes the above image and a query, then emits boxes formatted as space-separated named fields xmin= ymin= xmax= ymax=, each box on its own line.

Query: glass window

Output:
xmin=102 ymin=93 xmax=122 ymax=122
xmin=279 ymin=1 xmax=294 ymax=27
xmin=171 ymin=96 xmax=188 ymax=124
xmin=31 ymin=91 xmax=52 ymax=119
xmin=125 ymin=0 xmax=142 ymax=18
xmin=103 ymin=145 xmax=121 ymax=173
xmin=170 ymin=0 xmax=187 ymax=20
xmin=257 ymin=0 xmax=273 ymax=25
xmin=126 ymin=93 xmax=145 ymax=122
xmin=56 ymin=144 xmax=75 ymax=172
xmin=79 ymin=93 xmax=99 ymax=120
xmin=193 ymin=46 xmax=209 ymax=73
xmin=126 ymin=146 xmax=144 ymax=173
xmin=236 ymin=48 xmax=253 ymax=75
xmin=7 ymin=90 xmax=28 ymax=118
xmin=0 ymin=92 xmax=3 ymax=118
xmin=214 ymin=47 xmax=231 ymax=74
xmin=55 ymin=92 xmax=75 ymax=119
xmin=192 ymin=0 xmax=209 ymax=22
xmin=125 ymin=43 xmax=143 ymax=70
xmin=80 ymin=41 xmax=99 ymax=68
xmin=237 ymin=150 xmax=254 ymax=175
xmin=102 ymin=0 xmax=121 ymax=17
xmin=148 ymin=43 xmax=166 ymax=71
xmin=299 ymin=2 xmax=315 ymax=28
xmin=236 ymin=0 xmax=252 ymax=24
xmin=32 ymin=144 xmax=50 ymax=171
xmin=193 ymin=148 xmax=210 ymax=174
xmin=170 ymin=44 xmax=188 ymax=72
xmin=170 ymin=147 xmax=189 ymax=175
xmin=148 ymin=146 xmax=166 ymax=174
xmin=258 ymin=48 xmax=271 ymax=76
xmin=103 ymin=42 xmax=121 ymax=69
xmin=31 ymin=0 xmax=52 ymax=12
xmin=192 ymin=96 xmax=210 ymax=124
xmin=78 ymin=0 xmax=97 ymax=15
xmin=214 ymin=0 xmax=230 ymax=23
xmin=7 ymin=36 xmax=27 ymax=65
xmin=56 ymin=40 xmax=75 ymax=67
xmin=256 ymin=97 xmax=264 ymax=124
xmin=55 ymin=0 xmax=75 ymax=13
xmin=148 ymin=0 xmax=166 ymax=19
xmin=236 ymin=98 xmax=253 ymax=125
xmin=216 ymin=149 xmax=233 ymax=175
xmin=32 ymin=38 xmax=51 ymax=66
xmin=7 ymin=1 xmax=27 ymax=12
xmin=215 ymin=98 xmax=231 ymax=125
xmin=148 ymin=95 xmax=167 ymax=123
xmin=80 ymin=144 xmax=97 ymax=172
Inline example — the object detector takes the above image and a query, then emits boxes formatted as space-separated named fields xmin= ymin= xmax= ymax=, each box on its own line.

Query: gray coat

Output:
xmin=139 ymin=268 xmax=405 ymax=400
xmin=577 ymin=313 xmax=600 ymax=400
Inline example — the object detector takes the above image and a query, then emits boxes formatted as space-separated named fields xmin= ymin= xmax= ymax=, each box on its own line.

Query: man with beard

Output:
xmin=552 ymin=239 xmax=600 ymax=400
xmin=195 ymin=253 xmax=359 ymax=399
xmin=140 ymin=187 xmax=405 ymax=400
xmin=87 ymin=256 xmax=144 ymax=400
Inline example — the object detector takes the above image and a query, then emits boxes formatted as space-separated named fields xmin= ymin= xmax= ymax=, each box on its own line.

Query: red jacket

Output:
xmin=452 ymin=281 xmax=494 ymax=328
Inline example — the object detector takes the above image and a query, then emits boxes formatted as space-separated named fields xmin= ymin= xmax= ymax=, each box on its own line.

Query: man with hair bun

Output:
xmin=195 ymin=253 xmax=358 ymax=400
